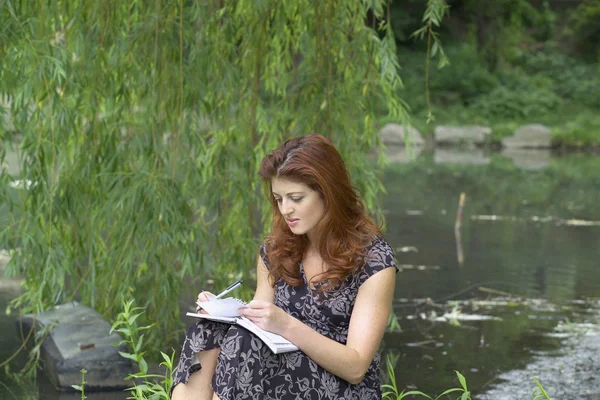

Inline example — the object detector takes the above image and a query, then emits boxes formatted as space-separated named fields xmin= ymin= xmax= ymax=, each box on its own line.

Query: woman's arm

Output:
xmin=240 ymin=266 xmax=396 ymax=385
xmin=252 ymin=254 xmax=276 ymax=303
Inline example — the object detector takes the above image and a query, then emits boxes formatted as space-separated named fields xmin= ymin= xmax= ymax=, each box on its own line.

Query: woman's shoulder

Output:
xmin=365 ymin=234 xmax=395 ymax=261
xmin=356 ymin=235 xmax=397 ymax=284
xmin=258 ymin=236 xmax=274 ymax=268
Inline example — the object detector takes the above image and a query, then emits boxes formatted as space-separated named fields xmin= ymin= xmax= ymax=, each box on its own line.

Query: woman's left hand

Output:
xmin=238 ymin=300 xmax=291 ymax=336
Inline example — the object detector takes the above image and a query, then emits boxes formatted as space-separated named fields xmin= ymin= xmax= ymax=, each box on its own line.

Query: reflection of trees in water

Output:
xmin=381 ymin=154 xmax=600 ymax=393
xmin=382 ymin=306 xmax=561 ymax=395
xmin=383 ymin=155 xmax=600 ymax=302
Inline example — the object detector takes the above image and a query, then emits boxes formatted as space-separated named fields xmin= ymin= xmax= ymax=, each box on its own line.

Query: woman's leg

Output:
xmin=171 ymin=348 xmax=220 ymax=400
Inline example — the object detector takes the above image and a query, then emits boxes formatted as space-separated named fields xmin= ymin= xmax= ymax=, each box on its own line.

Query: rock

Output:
xmin=434 ymin=149 xmax=490 ymax=165
xmin=16 ymin=302 xmax=134 ymax=391
xmin=383 ymin=144 xmax=423 ymax=163
xmin=0 ymin=249 xmax=9 ymax=271
xmin=1 ymin=95 xmax=14 ymax=132
xmin=0 ymin=249 xmax=23 ymax=294
xmin=434 ymin=126 xmax=492 ymax=146
xmin=502 ymin=124 xmax=553 ymax=149
xmin=501 ymin=148 xmax=551 ymax=170
xmin=381 ymin=123 xmax=425 ymax=146
xmin=3 ymin=148 xmax=22 ymax=177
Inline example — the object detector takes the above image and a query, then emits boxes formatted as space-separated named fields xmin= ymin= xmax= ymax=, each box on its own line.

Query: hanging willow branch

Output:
xmin=411 ymin=0 xmax=451 ymax=123
xmin=0 ymin=0 xmax=408 ymax=354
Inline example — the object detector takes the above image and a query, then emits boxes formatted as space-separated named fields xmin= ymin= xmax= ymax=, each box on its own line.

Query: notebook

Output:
xmin=186 ymin=297 xmax=299 ymax=354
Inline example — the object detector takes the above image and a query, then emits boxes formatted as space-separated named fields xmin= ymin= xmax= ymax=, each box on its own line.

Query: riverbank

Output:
xmin=480 ymin=315 xmax=600 ymax=399
xmin=390 ymin=44 xmax=600 ymax=149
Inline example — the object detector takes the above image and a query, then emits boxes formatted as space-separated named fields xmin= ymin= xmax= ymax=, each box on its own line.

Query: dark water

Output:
xmin=381 ymin=151 xmax=600 ymax=396
xmin=1 ymin=148 xmax=600 ymax=398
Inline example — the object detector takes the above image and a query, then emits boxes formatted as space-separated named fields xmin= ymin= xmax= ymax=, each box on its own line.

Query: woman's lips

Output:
xmin=287 ymin=219 xmax=299 ymax=227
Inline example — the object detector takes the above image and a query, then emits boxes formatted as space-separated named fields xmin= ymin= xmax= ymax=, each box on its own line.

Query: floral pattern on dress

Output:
xmin=172 ymin=235 xmax=397 ymax=400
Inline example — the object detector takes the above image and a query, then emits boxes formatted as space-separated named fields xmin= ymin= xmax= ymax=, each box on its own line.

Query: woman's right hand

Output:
xmin=196 ymin=291 xmax=215 ymax=313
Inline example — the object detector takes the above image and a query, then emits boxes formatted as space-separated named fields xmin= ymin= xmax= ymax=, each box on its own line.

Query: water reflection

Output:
xmin=382 ymin=152 xmax=600 ymax=395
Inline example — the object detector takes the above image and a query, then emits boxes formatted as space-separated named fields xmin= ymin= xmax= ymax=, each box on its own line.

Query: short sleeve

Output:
xmin=258 ymin=241 xmax=271 ymax=270
xmin=357 ymin=236 xmax=398 ymax=287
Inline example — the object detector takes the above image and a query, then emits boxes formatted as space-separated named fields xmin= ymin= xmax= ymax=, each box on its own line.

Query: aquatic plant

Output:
xmin=383 ymin=353 xmax=553 ymax=400
xmin=71 ymin=369 xmax=87 ymax=400
xmin=110 ymin=299 xmax=174 ymax=399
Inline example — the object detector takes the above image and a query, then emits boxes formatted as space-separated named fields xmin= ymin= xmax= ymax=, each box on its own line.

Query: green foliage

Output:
xmin=384 ymin=1 xmax=600 ymax=146
xmin=563 ymin=0 xmax=600 ymax=59
xmin=434 ymin=371 xmax=471 ymax=400
xmin=532 ymin=378 xmax=551 ymax=400
xmin=411 ymin=0 xmax=450 ymax=122
xmin=71 ymin=369 xmax=88 ymax=400
xmin=470 ymin=84 xmax=561 ymax=120
xmin=0 ymin=0 xmax=407 ymax=356
xmin=111 ymin=300 xmax=175 ymax=399
xmin=394 ymin=38 xmax=599 ymax=145
xmin=518 ymin=50 xmax=600 ymax=109
xmin=428 ymin=44 xmax=500 ymax=102
xmin=553 ymin=113 xmax=600 ymax=147
xmin=382 ymin=355 xmax=433 ymax=400
xmin=383 ymin=355 xmax=472 ymax=400
xmin=383 ymin=354 xmax=554 ymax=400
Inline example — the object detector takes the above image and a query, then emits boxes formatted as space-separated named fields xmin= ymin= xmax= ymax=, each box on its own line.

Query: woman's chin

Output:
xmin=288 ymin=226 xmax=305 ymax=235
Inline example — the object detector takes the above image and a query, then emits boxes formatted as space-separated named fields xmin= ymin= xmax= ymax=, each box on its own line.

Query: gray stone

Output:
xmin=434 ymin=149 xmax=491 ymax=165
xmin=0 ymin=250 xmax=23 ymax=294
xmin=434 ymin=125 xmax=492 ymax=146
xmin=0 ymin=249 xmax=9 ymax=271
xmin=501 ymin=148 xmax=551 ymax=170
xmin=381 ymin=123 xmax=424 ymax=146
xmin=1 ymin=95 xmax=14 ymax=132
xmin=502 ymin=124 xmax=553 ymax=149
xmin=16 ymin=302 xmax=134 ymax=391
xmin=384 ymin=144 xmax=423 ymax=163
xmin=2 ymin=147 xmax=22 ymax=177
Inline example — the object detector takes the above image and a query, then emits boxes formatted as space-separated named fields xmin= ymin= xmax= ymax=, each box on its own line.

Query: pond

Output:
xmin=1 ymin=145 xmax=599 ymax=398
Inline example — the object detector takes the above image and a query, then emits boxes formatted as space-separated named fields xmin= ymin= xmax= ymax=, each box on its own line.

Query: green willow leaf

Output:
xmin=1 ymin=0 xmax=409 ymax=359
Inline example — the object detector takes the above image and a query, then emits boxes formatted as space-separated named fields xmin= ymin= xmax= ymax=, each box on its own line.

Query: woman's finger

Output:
xmin=247 ymin=299 xmax=270 ymax=309
xmin=197 ymin=291 xmax=215 ymax=302
xmin=239 ymin=308 xmax=262 ymax=318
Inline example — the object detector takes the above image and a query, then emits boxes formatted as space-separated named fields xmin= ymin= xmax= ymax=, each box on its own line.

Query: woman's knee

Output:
xmin=197 ymin=347 xmax=220 ymax=371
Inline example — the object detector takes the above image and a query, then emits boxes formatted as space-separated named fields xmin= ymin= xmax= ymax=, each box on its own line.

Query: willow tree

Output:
xmin=0 ymin=0 xmax=409 ymax=351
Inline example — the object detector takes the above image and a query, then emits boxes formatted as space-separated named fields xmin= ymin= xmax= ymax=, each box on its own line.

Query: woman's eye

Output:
xmin=275 ymin=198 xmax=282 ymax=204
xmin=292 ymin=197 xmax=303 ymax=203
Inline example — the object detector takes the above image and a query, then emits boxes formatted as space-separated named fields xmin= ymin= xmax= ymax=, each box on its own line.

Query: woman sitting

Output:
xmin=171 ymin=134 xmax=398 ymax=400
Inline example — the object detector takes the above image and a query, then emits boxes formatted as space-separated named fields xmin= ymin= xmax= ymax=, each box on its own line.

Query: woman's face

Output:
xmin=271 ymin=177 xmax=326 ymax=239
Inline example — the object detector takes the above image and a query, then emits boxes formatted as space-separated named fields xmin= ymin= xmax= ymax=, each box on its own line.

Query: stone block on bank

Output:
xmin=16 ymin=302 xmax=133 ymax=391
xmin=434 ymin=125 xmax=492 ymax=146
xmin=502 ymin=124 xmax=553 ymax=149
xmin=381 ymin=123 xmax=425 ymax=146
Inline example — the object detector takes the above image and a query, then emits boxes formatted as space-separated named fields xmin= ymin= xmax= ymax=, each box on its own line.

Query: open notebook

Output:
xmin=186 ymin=297 xmax=299 ymax=354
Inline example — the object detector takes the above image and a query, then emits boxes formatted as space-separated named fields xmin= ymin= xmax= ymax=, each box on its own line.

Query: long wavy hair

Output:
xmin=258 ymin=134 xmax=381 ymax=289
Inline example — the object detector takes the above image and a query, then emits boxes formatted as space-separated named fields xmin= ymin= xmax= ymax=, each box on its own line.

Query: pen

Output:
xmin=213 ymin=279 xmax=244 ymax=299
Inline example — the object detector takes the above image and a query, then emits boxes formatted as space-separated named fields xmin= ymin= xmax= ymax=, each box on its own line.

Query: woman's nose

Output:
xmin=281 ymin=199 xmax=294 ymax=215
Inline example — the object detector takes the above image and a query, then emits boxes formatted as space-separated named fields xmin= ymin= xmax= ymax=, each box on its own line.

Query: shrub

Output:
xmin=517 ymin=51 xmax=600 ymax=108
xmin=470 ymin=85 xmax=561 ymax=120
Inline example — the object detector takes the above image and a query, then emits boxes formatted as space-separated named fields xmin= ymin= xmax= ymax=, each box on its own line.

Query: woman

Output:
xmin=172 ymin=134 xmax=397 ymax=400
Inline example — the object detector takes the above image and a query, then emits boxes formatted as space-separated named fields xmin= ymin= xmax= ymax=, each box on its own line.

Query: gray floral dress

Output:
xmin=172 ymin=235 xmax=397 ymax=399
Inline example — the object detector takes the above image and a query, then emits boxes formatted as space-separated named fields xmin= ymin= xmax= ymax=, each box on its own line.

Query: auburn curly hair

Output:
xmin=258 ymin=134 xmax=381 ymax=289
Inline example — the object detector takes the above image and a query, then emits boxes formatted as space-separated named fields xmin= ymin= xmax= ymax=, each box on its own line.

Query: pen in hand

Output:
xmin=196 ymin=279 xmax=244 ymax=310
xmin=214 ymin=279 xmax=243 ymax=299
